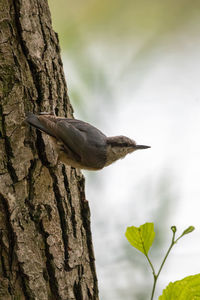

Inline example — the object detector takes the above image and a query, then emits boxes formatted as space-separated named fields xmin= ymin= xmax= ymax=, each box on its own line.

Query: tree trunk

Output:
xmin=0 ymin=1 xmax=98 ymax=299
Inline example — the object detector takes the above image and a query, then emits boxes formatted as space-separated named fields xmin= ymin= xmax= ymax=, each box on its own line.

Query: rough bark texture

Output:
xmin=0 ymin=0 xmax=99 ymax=299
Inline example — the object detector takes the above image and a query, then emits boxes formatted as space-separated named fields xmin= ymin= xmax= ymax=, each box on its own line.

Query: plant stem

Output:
xmin=150 ymin=274 xmax=157 ymax=300
xmin=145 ymin=253 xmax=157 ymax=300
xmin=148 ymin=230 xmax=176 ymax=300
xmin=157 ymin=230 xmax=176 ymax=278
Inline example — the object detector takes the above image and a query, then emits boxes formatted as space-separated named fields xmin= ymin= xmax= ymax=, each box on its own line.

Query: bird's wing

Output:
xmin=55 ymin=119 xmax=107 ymax=169
xmin=55 ymin=120 xmax=86 ymax=156
xmin=63 ymin=118 xmax=104 ymax=135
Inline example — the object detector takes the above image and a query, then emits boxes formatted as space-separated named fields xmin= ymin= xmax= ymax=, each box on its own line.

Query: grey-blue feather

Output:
xmin=26 ymin=113 xmax=107 ymax=169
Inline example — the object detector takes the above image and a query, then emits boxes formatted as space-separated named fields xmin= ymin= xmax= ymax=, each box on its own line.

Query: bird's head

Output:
xmin=105 ymin=135 xmax=150 ymax=165
xmin=108 ymin=135 xmax=150 ymax=152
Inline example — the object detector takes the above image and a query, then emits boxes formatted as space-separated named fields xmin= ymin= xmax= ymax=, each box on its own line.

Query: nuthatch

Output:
xmin=26 ymin=113 xmax=150 ymax=170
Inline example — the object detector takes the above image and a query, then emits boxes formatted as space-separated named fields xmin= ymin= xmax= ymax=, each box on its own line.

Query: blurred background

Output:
xmin=48 ymin=1 xmax=200 ymax=299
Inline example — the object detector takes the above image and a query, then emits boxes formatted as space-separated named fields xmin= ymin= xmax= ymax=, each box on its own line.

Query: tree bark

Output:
xmin=0 ymin=1 xmax=98 ymax=299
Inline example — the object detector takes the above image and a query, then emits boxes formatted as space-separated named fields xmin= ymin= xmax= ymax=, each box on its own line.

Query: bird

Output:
xmin=26 ymin=113 xmax=150 ymax=170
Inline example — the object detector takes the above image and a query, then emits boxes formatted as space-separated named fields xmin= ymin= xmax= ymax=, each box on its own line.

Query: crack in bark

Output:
xmin=39 ymin=220 xmax=62 ymax=300
xmin=35 ymin=130 xmax=50 ymax=166
xmin=27 ymin=159 xmax=37 ymax=202
xmin=0 ymin=104 xmax=18 ymax=184
xmin=0 ymin=195 xmax=15 ymax=273
xmin=48 ymin=168 xmax=71 ymax=269
xmin=12 ymin=0 xmax=43 ymax=106
xmin=24 ymin=158 xmax=42 ymax=223
xmin=0 ymin=194 xmax=18 ymax=297
xmin=87 ymin=286 xmax=93 ymax=299
xmin=17 ymin=264 xmax=35 ymax=300
xmin=73 ymin=280 xmax=83 ymax=300
xmin=62 ymin=165 xmax=77 ymax=238
xmin=36 ymin=0 xmax=48 ymax=60
xmin=63 ymin=84 xmax=71 ymax=117
xmin=0 ymin=231 xmax=8 ymax=278
xmin=78 ymin=179 xmax=99 ymax=299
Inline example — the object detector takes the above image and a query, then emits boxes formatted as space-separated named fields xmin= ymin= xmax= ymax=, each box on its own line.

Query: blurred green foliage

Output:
xmin=48 ymin=0 xmax=200 ymax=115
xmin=48 ymin=0 xmax=200 ymax=49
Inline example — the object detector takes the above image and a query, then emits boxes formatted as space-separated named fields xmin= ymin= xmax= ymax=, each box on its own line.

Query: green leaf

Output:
xmin=125 ymin=223 xmax=155 ymax=255
xmin=159 ymin=274 xmax=200 ymax=300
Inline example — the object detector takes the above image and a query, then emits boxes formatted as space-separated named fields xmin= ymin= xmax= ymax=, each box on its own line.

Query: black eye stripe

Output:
xmin=108 ymin=142 xmax=130 ymax=147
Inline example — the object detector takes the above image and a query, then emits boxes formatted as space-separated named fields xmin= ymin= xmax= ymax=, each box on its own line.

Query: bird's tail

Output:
xmin=26 ymin=113 xmax=56 ymax=137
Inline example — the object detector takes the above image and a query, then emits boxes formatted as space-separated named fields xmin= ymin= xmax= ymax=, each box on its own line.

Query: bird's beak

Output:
xmin=135 ymin=145 xmax=151 ymax=150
